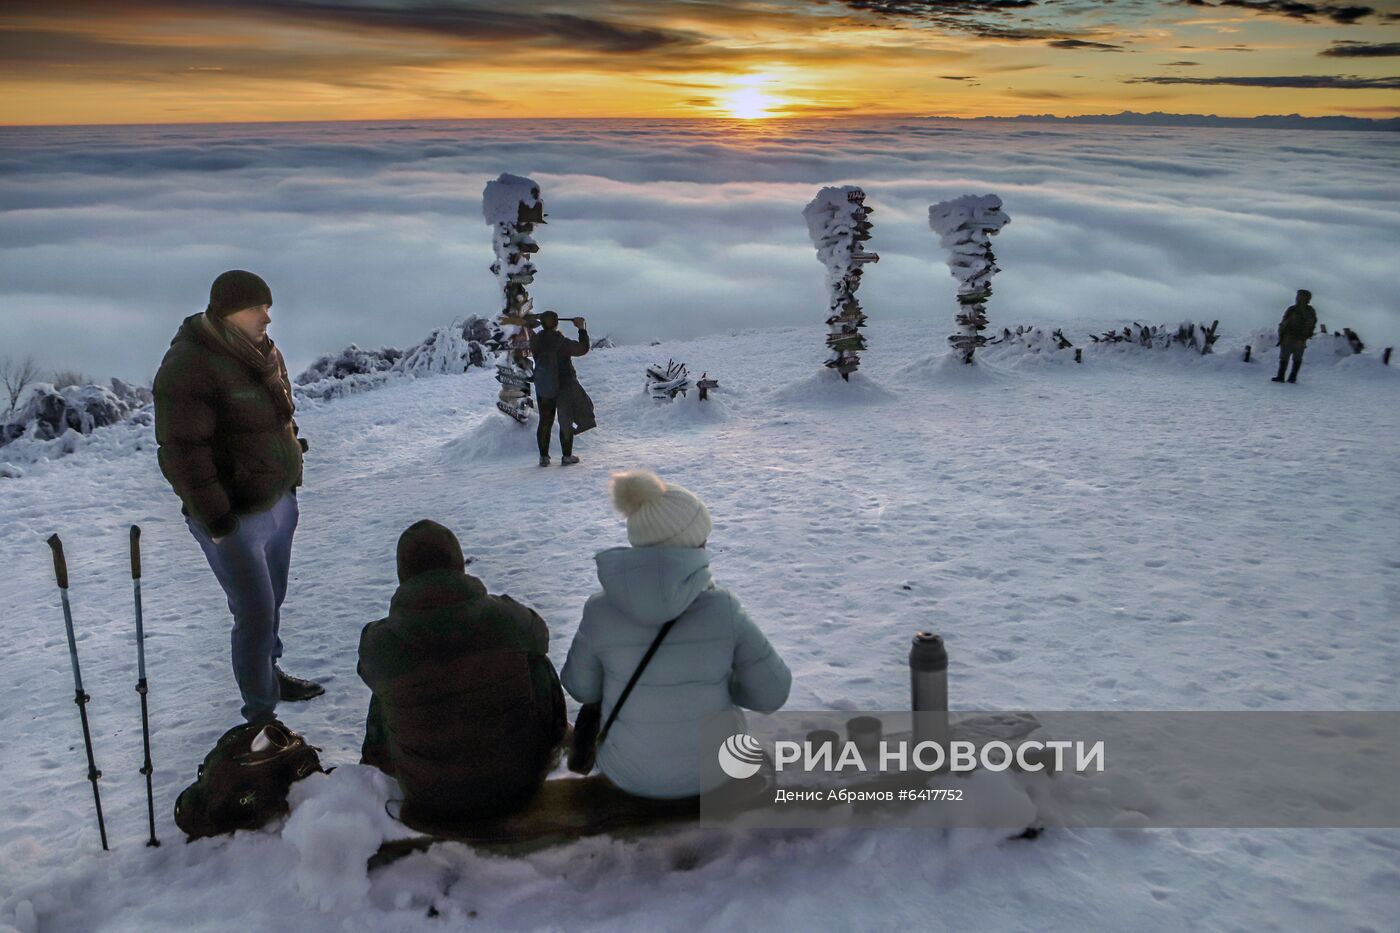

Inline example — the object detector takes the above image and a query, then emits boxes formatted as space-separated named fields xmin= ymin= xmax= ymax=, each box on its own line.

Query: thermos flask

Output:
xmin=909 ymin=632 xmax=949 ymax=750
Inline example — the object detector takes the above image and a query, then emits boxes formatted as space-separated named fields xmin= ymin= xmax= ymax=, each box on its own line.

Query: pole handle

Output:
xmin=47 ymin=534 xmax=69 ymax=590
xmin=130 ymin=525 xmax=142 ymax=579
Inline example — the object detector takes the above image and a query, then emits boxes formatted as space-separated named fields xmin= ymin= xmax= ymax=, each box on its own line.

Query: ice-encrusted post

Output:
xmin=483 ymin=173 xmax=546 ymax=424
xmin=929 ymin=195 xmax=1010 ymax=365
xmin=803 ymin=186 xmax=879 ymax=380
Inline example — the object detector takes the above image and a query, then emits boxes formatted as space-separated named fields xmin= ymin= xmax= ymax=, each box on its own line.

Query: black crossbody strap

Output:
xmin=597 ymin=617 xmax=679 ymax=748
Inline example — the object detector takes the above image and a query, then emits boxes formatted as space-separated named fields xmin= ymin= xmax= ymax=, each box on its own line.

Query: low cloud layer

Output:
xmin=1 ymin=118 xmax=1396 ymax=382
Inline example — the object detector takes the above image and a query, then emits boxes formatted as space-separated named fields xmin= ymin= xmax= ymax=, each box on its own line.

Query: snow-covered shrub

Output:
xmin=646 ymin=359 xmax=692 ymax=400
xmin=110 ymin=377 xmax=153 ymax=407
xmin=294 ymin=371 xmax=396 ymax=402
xmin=296 ymin=344 xmax=403 ymax=385
xmin=929 ymin=194 xmax=1010 ymax=364
xmin=397 ymin=324 xmax=490 ymax=374
xmin=0 ymin=415 xmax=155 ymax=473
xmin=1313 ymin=326 xmax=1366 ymax=358
xmin=294 ymin=317 xmax=501 ymax=401
xmin=0 ymin=377 xmax=155 ymax=471
xmin=1088 ymin=321 xmax=1219 ymax=354
xmin=986 ymin=325 xmax=1073 ymax=352
xmin=803 ymin=185 xmax=878 ymax=379
xmin=1 ymin=382 xmax=134 ymax=445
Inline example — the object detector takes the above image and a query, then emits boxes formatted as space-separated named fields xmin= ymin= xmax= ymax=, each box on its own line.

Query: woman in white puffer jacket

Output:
xmin=561 ymin=470 xmax=792 ymax=799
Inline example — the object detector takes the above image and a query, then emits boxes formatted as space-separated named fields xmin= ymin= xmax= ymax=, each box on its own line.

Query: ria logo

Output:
xmin=718 ymin=734 xmax=765 ymax=780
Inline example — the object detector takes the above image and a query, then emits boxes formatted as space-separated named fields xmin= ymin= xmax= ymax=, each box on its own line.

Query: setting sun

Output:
xmin=720 ymin=73 xmax=786 ymax=119
xmin=724 ymin=87 xmax=780 ymax=119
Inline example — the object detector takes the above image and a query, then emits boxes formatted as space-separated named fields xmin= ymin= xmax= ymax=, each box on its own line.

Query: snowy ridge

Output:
xmin=2 ymin=319 xmax=1390 ymax=479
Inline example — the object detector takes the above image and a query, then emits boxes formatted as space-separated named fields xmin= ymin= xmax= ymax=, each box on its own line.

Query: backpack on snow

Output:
xmin=174 ymin=719 xmax=323 ymax=840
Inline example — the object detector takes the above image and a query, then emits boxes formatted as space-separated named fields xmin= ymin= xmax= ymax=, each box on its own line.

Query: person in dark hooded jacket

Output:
xmin=1273 ymin=289 xmax=1318 ymax=384
xmin=359 ymin=520 xmax=568 ymax=823
xmin=154 ymin=270 xmax=322 ymax=725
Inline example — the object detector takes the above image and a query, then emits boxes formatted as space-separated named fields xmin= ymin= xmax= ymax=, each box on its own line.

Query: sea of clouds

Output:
xmin=0 ymin=118 xmax=1396 ymax=382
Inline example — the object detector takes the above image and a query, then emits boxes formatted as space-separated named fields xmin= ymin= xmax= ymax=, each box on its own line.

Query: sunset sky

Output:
xmin=1 ymin=0 xmax=1398 ymax=125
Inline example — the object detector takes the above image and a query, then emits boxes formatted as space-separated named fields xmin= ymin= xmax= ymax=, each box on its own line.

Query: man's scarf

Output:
xmin=194 ymin=312 xmax=295 ymax=422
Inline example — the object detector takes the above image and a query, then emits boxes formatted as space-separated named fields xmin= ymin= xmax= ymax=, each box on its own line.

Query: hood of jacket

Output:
xmin=594 ymin=545 xmax=714 ymax=627
xmin=383 ymin=569 xmax=490 ymax=647
xmin=170 ymin=312 xmax=202 ymax=347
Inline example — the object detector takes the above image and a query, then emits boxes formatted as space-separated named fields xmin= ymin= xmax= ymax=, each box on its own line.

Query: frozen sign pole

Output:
xmin=483 ymin=173 xmax=546 ymax=424
xmin=802 ymin=186 xmax=879 ymax=380
xmin=929 ymin=194 xmax=1010 ymax=364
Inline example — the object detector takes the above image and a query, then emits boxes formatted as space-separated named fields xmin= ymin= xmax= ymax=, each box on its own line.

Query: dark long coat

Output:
xmin=530 ymin=326 xmax=596 ymax=433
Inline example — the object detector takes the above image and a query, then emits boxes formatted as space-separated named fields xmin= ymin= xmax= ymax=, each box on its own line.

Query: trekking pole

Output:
xmin=47 ymin=534 xmax=109 ymax=851
xmin=131 ymin=526 xmax=160 ymax=847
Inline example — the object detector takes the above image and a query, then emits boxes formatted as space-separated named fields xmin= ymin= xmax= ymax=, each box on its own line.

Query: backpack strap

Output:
xmin=597 ymin=616 xmax=679 ymax=749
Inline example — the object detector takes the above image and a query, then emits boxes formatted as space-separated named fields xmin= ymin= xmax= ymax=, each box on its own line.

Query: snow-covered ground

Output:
xmin=2 ymin=323 xmax=1398 ymax=931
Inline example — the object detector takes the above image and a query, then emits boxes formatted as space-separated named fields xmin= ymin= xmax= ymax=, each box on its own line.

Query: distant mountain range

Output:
xmin=958 ymin=111 xmax=1400 ymax=132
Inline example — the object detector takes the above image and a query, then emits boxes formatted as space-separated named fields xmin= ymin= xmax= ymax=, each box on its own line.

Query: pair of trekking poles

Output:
xmin=47 ymin=526 xmax=159 ymax=850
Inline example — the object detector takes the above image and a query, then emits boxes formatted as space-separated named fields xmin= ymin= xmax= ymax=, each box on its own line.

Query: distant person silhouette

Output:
xmin=1273 ymin=289 xmax=1318 ymax=384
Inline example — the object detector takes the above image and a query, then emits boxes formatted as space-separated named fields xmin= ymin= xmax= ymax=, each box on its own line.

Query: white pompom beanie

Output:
xmin=610 ymin=470 xmax=712 ymax=549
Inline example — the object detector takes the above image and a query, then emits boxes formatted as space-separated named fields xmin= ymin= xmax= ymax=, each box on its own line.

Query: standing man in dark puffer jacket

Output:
xmin=1273 ymin=289 xmax=1318 ymax=384
xmin=528 ymin=310 xmax=595 ymax=467
xmin=358 ymin=520 xmax=568 ymax=824
xmin=154 ymin=270 xmax=323 ymax=725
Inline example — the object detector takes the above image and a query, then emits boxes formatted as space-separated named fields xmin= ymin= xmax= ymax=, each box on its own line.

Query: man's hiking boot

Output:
xmin=561 ymin=455 xmax=580 ymax=465
xmin=539 ymin=455 xmax=551 ymax=467
xmin=276 ymin=668 xmax=324 ymax=702
xmin=1271 ymin=376 xmax=1285 ymax=383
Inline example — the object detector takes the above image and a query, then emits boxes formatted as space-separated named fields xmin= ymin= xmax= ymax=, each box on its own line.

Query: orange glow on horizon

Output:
xmin=1 ymin=4 xmax=1397 ymax=125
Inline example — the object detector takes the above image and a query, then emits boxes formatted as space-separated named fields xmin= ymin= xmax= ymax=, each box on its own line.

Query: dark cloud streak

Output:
xmin=0 ymin=0 xmax=704 ymax=55
xmin=1320 ymin=41 xmax=1400 ymax=57
xmin=1049 ymin=38 xmax=1124 ymax=51
xmin=1131 ymin=74 xmax=1400 ymax=88
xmin=1181 ymin=1 xmax=1377 ymax=26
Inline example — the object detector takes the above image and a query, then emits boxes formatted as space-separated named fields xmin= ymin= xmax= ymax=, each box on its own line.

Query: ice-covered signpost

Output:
xmin=483 ymin=173 xmax=546 ymax=423
xmin=929 ymin=194 xmax=1009 ymax=365
xmin=803 ymin=186 xmax=879 ymax=380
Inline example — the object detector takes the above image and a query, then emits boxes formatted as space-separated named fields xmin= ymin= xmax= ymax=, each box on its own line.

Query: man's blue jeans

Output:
xmin=187 ymin=491 xmax=298 ymax=723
